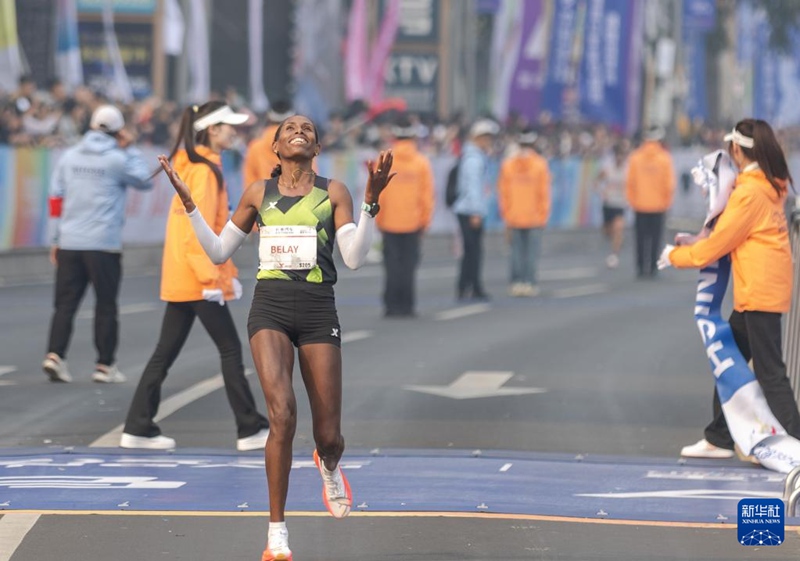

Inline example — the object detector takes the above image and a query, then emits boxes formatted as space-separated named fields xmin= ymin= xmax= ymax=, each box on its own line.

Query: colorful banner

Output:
xmin=0 ymin=0 xmax=24 ymax=92
xmin=681 ymin=0 xmax=715 ymax=121
xmin=344 ymin=0 xmax=368 ymax=101
xmin=577 ymin=0 xmax=642 ymax=132
xmin=1 ymin=146 xmax=644 ymax=251
xmin=541 ymin=0 xmax=583 ymax=121
xmin=56 ymin=0 xmax=84 ymax=90
xmin=490 ymin=0 xmax=548 ymax=122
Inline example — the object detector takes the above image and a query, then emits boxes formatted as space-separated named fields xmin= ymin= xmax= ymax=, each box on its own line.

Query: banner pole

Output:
xmin=785 ymin=197 xmax=800 ymax=406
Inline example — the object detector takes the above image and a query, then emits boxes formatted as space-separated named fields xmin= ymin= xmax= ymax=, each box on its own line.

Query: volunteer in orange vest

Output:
xmin=661 ymin=119 xmax=800 ymax=459
xmin=498 ymin=130 xmax=551 ymax=297
xmin=625 ymin=125 xmax=675 ymax=278
xmin=376 ymin=114 xmax=435 ymax=317
xmin=120 ymin=101 xmax=270 ymax=451
xmin=243 ymin=101 xmax=295 ymax=188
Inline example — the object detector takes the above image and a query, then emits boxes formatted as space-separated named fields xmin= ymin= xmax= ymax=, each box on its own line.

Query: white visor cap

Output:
xmin=470 ymin=119 xmax=500 ymax=138
xmin=722 ymin=128 xmax=754 ymax=149
xmin=193 ymin=105 xmax=250 ymax=132
xmin=90 ymin=105 xmax=125 ymax=133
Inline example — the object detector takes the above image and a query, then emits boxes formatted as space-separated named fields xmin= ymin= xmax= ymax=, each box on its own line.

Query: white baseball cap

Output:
xmin=90 ymin=104 xmax=125 ymax=133
xmin=470 ymin=119 xmax=500 ymax=138
xmin=644 ymin=125 xmax=665 ymax=141
xmin=193 ymin=105 xmax=250 ymax=132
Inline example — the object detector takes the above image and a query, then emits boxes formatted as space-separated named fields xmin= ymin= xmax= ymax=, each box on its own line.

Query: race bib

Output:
xmin=259 ymin=225 xmax=317 ymax=270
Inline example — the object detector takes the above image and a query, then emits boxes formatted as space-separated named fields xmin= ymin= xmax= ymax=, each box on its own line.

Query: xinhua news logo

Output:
xmin=738 ymin=498 xmax=784 ymax=546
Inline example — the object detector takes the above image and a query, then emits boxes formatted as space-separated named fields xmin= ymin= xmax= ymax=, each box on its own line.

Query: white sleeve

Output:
xmin=187 ymin=208 xmax=248 ymax=264
xmin=336 ymin=210 xmax=374 ymax=270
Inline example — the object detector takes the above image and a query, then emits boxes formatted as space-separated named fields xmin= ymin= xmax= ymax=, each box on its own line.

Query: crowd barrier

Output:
xmin=0 ymin=145 xmax=758 ymax=252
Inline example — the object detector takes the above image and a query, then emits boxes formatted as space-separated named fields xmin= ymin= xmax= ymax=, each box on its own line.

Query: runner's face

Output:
xmin=274 ymin=116 xmax=318 ymax=160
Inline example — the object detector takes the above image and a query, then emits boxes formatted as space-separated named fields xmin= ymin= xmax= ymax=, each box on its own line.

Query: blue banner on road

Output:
xmin=0 ymin=448 xmax=794 ymax=523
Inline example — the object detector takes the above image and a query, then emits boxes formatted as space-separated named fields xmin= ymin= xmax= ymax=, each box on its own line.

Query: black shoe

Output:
xmin=472 ymin=292 xmax=491 ymax=302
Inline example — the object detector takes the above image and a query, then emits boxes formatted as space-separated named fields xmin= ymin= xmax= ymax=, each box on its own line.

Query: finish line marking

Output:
xmin=7 ymin=509 xmax=797 ymax=531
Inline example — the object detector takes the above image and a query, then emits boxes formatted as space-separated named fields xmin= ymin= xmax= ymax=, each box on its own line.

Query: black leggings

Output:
xmin=705 ymin=310 xmax=800 ymax=448
xmin=123 ymin=300 xmax=268 ymax=439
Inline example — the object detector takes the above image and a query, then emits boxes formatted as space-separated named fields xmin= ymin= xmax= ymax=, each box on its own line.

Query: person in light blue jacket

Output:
xmin=452 ymin=118 xmax=499 ymax=301
xmin=43 ymin=104 xmax=153 ymax=384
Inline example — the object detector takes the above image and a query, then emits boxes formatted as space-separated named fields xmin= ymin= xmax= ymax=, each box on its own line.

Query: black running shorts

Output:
xmin=247 ymin=280 xmax=341 ymax=347
xmin=602 ymin=205 xmax=624 ymax=225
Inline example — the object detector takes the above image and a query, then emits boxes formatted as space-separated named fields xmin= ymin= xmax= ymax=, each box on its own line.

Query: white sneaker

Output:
xmin=92 ymin=364 xmax=126 ymax=383
xmin=313 ymin=449 xmax=352 ymax=519
xmin=262 ymin=528 xmax=292 ymax=561
xmin=42 ymin=353 xmax=72 ymax=383
xmin=119 ymin=433 xmax=176 ymax=450
xmin=522 ymin=283 xmax=541 ymax=297
xmin=237 ymin=428 xmax=270 ymax=451
xmin=508 ymin=283 xmax=524 ymax=297
xmin=606 ymin=253 xmax=620 ymax=269
xmin=680 ymin=438 xmax=735 ymax=459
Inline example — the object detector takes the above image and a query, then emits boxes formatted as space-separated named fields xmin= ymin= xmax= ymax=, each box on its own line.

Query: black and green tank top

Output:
xmin=255 ymin=175 xmax=337 ymax=284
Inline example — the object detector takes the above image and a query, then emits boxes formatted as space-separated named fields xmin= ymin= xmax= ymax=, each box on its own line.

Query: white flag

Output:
xmin=102 ymin=0 xmax=133 ymax=102
xmin=0 ymin=0 xmax=25 ymax=93
xmin=162 ymin=0 xmax=185 ymax=56
xmin=248 ymin=0 xmax=269 ymax=112
xmin=186 ymin=0 xmax=210 ymax=103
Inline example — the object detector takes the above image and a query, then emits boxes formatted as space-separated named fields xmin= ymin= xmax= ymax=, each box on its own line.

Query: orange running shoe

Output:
xmin=313 ymin=449 xmax=352 ymax=518
xmin=261 ymin=548 xmax=292 ymax=561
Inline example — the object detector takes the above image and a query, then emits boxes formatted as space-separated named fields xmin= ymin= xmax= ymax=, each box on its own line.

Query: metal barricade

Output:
xmin=786 ymin=200 xmax=800 ymax=406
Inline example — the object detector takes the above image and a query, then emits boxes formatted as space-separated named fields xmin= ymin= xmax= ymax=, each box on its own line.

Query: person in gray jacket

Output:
xmin=43 ymin=104 xmax=153 ymax=383
xmin=451 ymin=118 xmax=499 ymax=301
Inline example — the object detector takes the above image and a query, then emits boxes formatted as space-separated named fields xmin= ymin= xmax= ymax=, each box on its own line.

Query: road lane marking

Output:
xmin=0 ymin=513 xmax=40 ymax=561
xmin=90 ymin=369 xmax=256 ymax=447
xmin=90 ymin=333 xmax=372 ymax=447
xmin=434 ymin=303 xmax=490 ymax=321
xmin=551 ymin=284 xmax=608 ymax=298
xmin=405 ymin=372 xmax=547 ymax=400
xmin=500 ymin=463 xmax=513 ymax=472
xmin=342 ymin=330 xmax=372 ymax=343
xmin=0 ymin=366 xmax=17 ymax=387
xmin=539 ymin=267 xmax=597 ymax=281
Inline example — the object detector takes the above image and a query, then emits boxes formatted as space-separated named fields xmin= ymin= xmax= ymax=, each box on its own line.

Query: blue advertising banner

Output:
xmin=541 ymin=0 xmax=583 ymax=121
xmin=577 ymin=0 xmax=639 ymax=130
xmin=541 ymin=0 xmax=642 ymax=132
xmin=681 ymin=0 xmax=715 ymax=120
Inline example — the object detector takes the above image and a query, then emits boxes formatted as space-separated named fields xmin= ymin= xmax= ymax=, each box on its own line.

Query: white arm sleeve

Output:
xmin=187 ymin=207 xmax=248 ymax=264
xmin=336 ymin=210 xmax=374 ymax=270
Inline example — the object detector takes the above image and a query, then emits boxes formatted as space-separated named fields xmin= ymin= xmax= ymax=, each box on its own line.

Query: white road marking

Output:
xmin=90 ymin=369 xmax=256 ymax=447
xmin=0 ymin=366 xmax=17 ymax=386
xmin=499 ymin=463 xmax=513 ymax=472
xmin=551 ymin=284 xmax=608 ymax=298
xmin=434 ymin=303 xmax=491 ymax=321
xmin=78 ymin=302 xmax=160 ymax=320
xmin=342 ymin=330 xmax=372 ymax=343
xmin=0 ymin=513 xmax=40 ymax=561
xmin=405 ymin=371 xmax=547 ymax=400
xmin=539 ymin=267 xmax=597 ymax=281
xmin=90 ymin=331 xmax=372 ymax=448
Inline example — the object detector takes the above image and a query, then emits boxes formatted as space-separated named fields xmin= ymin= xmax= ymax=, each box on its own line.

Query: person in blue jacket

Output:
xmin=451 ymin=118 xmax=499 ymax=301
xmin=43 ymin=104 xmax=153 ymax=383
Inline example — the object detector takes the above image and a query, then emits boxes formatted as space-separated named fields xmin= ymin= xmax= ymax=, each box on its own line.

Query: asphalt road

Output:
xmin=1 ymin=231 xmax=798 ymax=560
